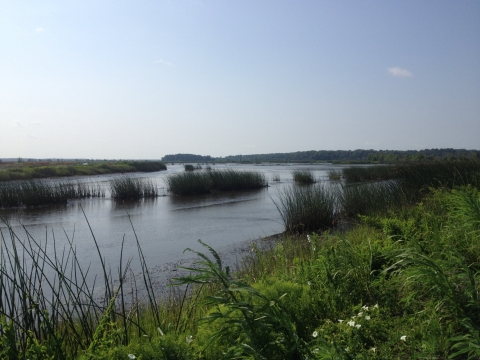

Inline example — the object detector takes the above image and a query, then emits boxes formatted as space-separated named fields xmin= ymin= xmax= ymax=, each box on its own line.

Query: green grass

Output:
xmin=109 ymin=176 xmax=158 ymax=200
xmin=166 ymin=169 xmax=267 ymax=195
xmin=0 ymin=161 xmax=166 ymax=182
xmin=292 ymin=169 xmax=316 ymax=184
xmin=328 ymin=170 xmax=342 ymax=181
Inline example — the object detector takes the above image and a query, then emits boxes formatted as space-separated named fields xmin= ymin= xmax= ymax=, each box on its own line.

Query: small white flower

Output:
xmin=373 ymin=303 xmax=379 ymax=309
xmin=369 ymin=347 xmax=376 ymax=353
xmin=355 ymin=324 xmax=361 ymax=329
xmin=186 ymin=335 xmax=193 ymax=343
xmin=347 ymin=320 xmax=355 ymax=327
xmin=307 ymin=281 xmax=311 ymax=286
xmin=128 ymin=355 xmax=136 ymax=360
xmin=400 ymin=335 xmax=407 ymax=341
xmin=357 ymin=312 xmax=363 ymax=317
xmin=365 ymin=315 xmax=371 ymax=320
xmin=338 ymin=319 xmax=344 ymax=323
xmin=362 ymin=305 xmax=369 ymax=311
xmin=312 ymin=331 xmax=318 ymax=338
xmin=345 ymin=346 xmax=350 ymax=352
xmin=307 ymin=235 xmax=311 ymax=242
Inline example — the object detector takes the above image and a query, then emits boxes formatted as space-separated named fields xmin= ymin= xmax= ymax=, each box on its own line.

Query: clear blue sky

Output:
xmin=1 ymin=1 xmax=479 ymax=159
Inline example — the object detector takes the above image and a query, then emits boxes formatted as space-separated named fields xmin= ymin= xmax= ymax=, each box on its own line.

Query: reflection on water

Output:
xmin=0 ymin=163 xmax=358 ymax=291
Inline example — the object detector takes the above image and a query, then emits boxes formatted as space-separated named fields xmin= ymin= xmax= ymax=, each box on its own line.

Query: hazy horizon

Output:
xmin=1 ymin=1 xmax=479 ymax=159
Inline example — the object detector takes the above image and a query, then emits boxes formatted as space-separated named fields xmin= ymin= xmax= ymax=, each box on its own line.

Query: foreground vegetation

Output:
xmin=166 ymin=169 xmax=267 ymax=195
xmin=1 ymin=159 xmax=480 ymax=359
xmin=0 ymin=161 xmax=166 ymax=182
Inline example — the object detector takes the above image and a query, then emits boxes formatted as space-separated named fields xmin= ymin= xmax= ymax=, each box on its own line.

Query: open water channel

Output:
xmin=0 ymin=163 xmax=354 ymax=295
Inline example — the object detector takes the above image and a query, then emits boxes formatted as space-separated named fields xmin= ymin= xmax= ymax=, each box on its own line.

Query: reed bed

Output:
xmin=0 ymin=180 xmax=105 ymax=208
xmin=342 ymin=165 xmax=395 ymax=182
xmin=109 ymin=176 xmax=158 ymax=200
xmin=166 ymin=169 xmax=266 ymax=195
xmin=273 ymin=183 xmax=338 ymax=234
xmin=184 ymin=164 xmax=195 ymax=171
xmin=271 ymin=172 xmax=281 ymax=182
xmin=327 ymin=170 xmax=342 ymax=181
xmin=337 ymin=180 xmax=408 ymax=218
xmin=292 ymin=170 xmax=315 ymax=184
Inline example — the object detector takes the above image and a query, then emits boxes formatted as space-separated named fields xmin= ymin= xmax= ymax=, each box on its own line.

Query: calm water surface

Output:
xmin=0 ymin=163 xmax=353 ymax=289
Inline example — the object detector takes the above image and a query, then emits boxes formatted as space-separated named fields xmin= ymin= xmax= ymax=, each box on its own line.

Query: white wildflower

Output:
xmin=338 ymin=319 xmax=344 ymax=323
xmin=373 ymin=303 xmax=379 ymax=309
xmin=400 ymin=335 xmax=407 ymax=341
xmin=369 ymin=347 xmax=376 ymax=352
xmin=365 ymin=316 xmax=371 ymax=320
xmin=307 ymin=235 xmax=311 ymax=242
xmin=357 ymin=312 xmax=363 ymax=317
xmin=347 ymin=320 xmax=355 ymax=327
xmin=355 ymin=324 xmax=361 ymax=329
xmin=186 ymin=335 xmax=193 ymax=343
xmin=128 ymin=355 xmax=136 ymax=360
xmin=307 ymin=281 xmax=311 ymax=286
xmin=362 ymin=305 xmax=369 ymax=311
xmin=312 ymin=331 xmax=318 ymax=338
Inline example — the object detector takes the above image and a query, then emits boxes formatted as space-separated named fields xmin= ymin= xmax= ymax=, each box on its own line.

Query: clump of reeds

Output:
xmin=271 ymin=173 xmax=281 ymax=182
xmin=273 ymin=183 xmax=338 ymax=233
xmin=109 ymin=176 xmax=157 ymax=200
xmin=166 ymin=171 xmax=212 ymax=195
xmin=0 ymin=180 xmax=105 ymax=208
xmin=166 ymin=169 xmax=266 ymax=195
xmin=292 ymin=170 xmax=315 ymax=184
xmin=337 ymin=180 xmax=407 ymax=217
xmin=184 ymin=164 xmax=195 ymax=171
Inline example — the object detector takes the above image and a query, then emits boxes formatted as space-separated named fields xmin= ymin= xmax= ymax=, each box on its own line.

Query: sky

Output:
xmin=1 ymin=1 xmax=479 ymax=159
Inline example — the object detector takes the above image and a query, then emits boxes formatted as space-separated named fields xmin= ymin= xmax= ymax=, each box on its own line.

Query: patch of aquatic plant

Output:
xmin=208 ymin=169 xmax=266 ymax=191
xmin=0 ymin=180 xmax=105 ymax=208
xmin=273 ymin=183 xmax=338 ymax=233
xmin=109 ymin=176 xmax=157 ymax=200
xmin=184 ymin=164 xmax=195 ymax=171
xmin=292 ymin=169 xmax=316 ymax=184
xmin=328 ymin=170 xmax=342 ymax=181
xmin=0 ymin=161 xmax=167 ymax=182
xmin=166 ymin=171 xmax=212 ymax=195
xmin=337 ymin=180 xmax=407 ymax=218
xmin=166 ymin=169 xmax=266 ymax=195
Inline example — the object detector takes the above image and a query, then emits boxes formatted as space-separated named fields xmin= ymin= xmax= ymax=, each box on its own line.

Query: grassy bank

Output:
xmin=166 ymin=169 xmax=267 ymax=195
xmin=0 ymin=161 xmax=167 ymax=182
xmin=1 ymin=185 xmax=479 ymax=359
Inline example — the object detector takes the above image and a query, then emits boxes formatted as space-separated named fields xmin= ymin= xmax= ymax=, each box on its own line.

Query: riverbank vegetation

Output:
xmin=166 ymin=169 xmax=267 ymax=195
xmin=1 ymin=159 xmax=480 ymax=358
xmin=0 ymin=160 xmax=166 ymax=182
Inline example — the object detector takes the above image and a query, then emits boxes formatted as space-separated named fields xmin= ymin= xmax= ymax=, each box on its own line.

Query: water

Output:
xmin=0 ymin=163 xmax=353 ymax=290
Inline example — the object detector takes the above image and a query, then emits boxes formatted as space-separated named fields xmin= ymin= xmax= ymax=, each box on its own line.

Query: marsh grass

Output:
xmin=328 ymin=170 xmax=342 ymax=181
xmin=292 ymin=170 xmax=315 ymax=184
xmin=184 ymin=164 xmax=195 ymax=171
xmin=271 ymin=173 xmax=281 ymax=182
xmin=109 ymin=177 xmax=157 ymax=200
xmin=342 ymin=165 xmax=395 ymax=182
xmin=0 ymin=180 xmax=105 ymax=208
xmin=274 ymin=183 xmax=338 ymax=234
xmin=166 ymin=169 xmax=266 ymax=195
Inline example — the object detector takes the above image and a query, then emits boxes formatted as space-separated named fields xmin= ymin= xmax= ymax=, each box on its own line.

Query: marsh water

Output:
xmin=0 ymin=163 xmax=354 ymax=292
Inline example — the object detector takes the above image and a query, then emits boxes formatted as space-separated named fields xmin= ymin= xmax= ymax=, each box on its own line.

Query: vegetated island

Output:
xmin=2 ymin=158 xmax=480 ymax=358
xmin=162 ymin=148 xmax=480 ymax=164
xmin=0 ymin=160 xmax=166 ymax=182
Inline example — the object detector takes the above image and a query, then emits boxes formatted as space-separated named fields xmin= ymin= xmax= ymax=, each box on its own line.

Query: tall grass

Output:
xmin=342 ymin=165 xmax=395 ymax=182
xmin=109 ymin=177 xmax=157 ymax=200
xmin=273 ymin=183 xmax=338 ymax=234
xmin=292 ymin=170 xmax=315 ymax=184
xmin=0 ymin=180 xmax=105 ymax=208
xmin=166 ymin=169 xmax=266 ymax=195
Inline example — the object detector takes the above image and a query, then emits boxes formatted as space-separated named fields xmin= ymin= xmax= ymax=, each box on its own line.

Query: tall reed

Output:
xmin=292 ymin=170 xmax=315 ymax=184
xmin=166 ymin=169 xmax=266 ymax=195
xmin=273 ymin=183 xmax=338 ymax=233
xmin=109 ymin=176 xmax=157 ymax=200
